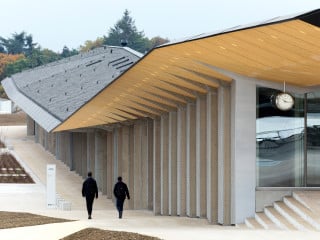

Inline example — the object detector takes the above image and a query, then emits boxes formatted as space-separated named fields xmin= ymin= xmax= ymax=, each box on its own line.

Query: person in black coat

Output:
xmin=82 ymin=171 xmax=98 ymax=219
xmin=113 ymin=176 xmax=130 ymax=219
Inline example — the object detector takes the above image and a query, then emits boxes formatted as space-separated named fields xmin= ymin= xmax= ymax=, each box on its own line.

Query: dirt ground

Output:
xmin=0 ymin=111 xmax=26 ymax=126
xmin=0 ymin=152 xmax=34 ymax=183
xmin=60 ymin=228 xmax=161 ymax=240
xmin=0 ymin=211 xmax=72 ymax=229
xmin=0 ymin=112 xmax=161 ymax=240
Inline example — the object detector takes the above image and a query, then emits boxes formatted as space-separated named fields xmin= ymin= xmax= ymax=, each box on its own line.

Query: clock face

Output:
xmin=275 ymin=92 xmax=294 ymax=111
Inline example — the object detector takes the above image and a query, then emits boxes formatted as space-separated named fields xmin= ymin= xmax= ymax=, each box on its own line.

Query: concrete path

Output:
xmin=0 ymin=126 xmax=319 ymax=240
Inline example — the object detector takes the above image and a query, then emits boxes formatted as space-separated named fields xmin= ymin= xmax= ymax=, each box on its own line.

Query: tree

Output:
xmin=0 ymin=45 xmax=5 ymax=53
xmin=0 ymin=53 xmax=25 ymax=97
xmin=60 ymin=45 xmax=78 ymax=58
xmin=79 ymin=37 xmax=104 ymax=52
xmin=0 ymin=53 xmax=24 ymax=79
xmin=0 ymin=32 xmax=37 ymax=56
xmin=104 ymin=10 xmax=151 ymax=53
xmin=1 ymin=48 xmax=62 ymax=79
xmin=149 ymin=36 xmax=170 ymax=49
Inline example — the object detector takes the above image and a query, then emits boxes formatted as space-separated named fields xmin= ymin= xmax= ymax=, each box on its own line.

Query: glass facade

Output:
xmin=306 ymin=92 xmax=320 ymax=186
xmin=256 ymin=87 xmax=320 ymax=187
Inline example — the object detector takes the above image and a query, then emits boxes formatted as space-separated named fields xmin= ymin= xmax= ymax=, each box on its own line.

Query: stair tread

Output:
xmin=284 ymin=196 xmax=314 ymax=215
xmin=236 ymin=223 xmax=250 ymax=229
xmin=255 ymin=212 xmax=280 ymax=230
xmin=293 ymin=191 xmax=320 ymax=213
xmin=265 ymin=206 xmax=297 ymax=230
xmin=274 ymin=201 xmax=316 ymax=230
xmin=245 ymin=218 xmax=264 ymax=229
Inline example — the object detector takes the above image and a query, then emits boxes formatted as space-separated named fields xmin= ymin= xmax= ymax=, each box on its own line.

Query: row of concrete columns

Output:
xmin=29 ymin=85 xmax=235 ymax=224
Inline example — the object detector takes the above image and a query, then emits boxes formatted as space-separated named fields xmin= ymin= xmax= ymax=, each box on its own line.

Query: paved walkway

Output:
xmin=0 ymin=126 xmax=319 ymax=240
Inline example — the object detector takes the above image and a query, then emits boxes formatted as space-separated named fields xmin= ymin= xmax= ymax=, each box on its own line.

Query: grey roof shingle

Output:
xmin=2 ymin=46 xmax=142 ymax=132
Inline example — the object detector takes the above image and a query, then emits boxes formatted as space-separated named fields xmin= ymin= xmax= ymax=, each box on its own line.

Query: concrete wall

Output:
xmin=230 ymin=78 xmax=256 ymax=224
xmin=26 ymin=115 xmax=35 ymax=136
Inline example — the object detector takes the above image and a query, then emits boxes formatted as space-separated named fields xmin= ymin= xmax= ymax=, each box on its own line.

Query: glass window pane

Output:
xmin=256 ymin=87 xmax=304 ymax=187
xmin=307 ymin=92 xmax=320 ymax=186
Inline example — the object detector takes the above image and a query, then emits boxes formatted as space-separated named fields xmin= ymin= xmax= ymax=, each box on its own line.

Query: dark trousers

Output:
xmin=86 ymin=195 xmax=95 ymax=216
xmin=116 ymin=198 xmax=125 ymax=217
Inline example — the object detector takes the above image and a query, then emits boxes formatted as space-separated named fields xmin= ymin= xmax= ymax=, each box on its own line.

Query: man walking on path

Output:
xmin=113 ymin=176 xmax=130 ymax=219
xmin=82 ymin=171 xmax=98 ymax=219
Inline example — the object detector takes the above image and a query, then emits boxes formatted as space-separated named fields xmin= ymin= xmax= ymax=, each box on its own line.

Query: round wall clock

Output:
xmin=274 ymin=92 xmax=294 ymax=111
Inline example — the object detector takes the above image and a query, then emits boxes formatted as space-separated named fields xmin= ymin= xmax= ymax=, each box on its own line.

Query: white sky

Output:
xmin=1 ymin=0 xmax=319 ymax=52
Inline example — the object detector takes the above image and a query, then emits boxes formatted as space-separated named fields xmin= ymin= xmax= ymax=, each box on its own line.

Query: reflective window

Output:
xmin=256 ymin=87 xmax=304 ymax=187
xmin=307 ymin=92 xmax=320 ymax=186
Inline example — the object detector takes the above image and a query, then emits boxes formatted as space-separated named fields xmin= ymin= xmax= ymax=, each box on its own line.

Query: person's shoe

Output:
xmin=88 ymin=215 xmax=92 ymax=219
xmin=119 ymin=211 xmax=122 ymax=219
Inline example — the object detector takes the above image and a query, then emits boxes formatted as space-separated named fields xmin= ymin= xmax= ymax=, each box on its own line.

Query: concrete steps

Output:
xmin=255 ymin=212 xmax=279 ymax=230
xmin=264 ymin=206 xmax=297 ymax=230
xmin=240 ymin=191 xmax=320 ymax=231
xmin=283 ymin=196 xmax=320 ymax=230
xmin=244 ymin=218 xmax=264 ymax=229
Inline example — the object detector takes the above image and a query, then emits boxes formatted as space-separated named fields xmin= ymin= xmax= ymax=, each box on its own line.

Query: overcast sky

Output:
xmin=1 ymin=0 xmax=319 ymax=52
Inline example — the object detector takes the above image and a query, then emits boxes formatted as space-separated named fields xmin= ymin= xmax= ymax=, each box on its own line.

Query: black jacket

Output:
xmin=113 ymin=181 xmax=130 ymax=200
xmin=82 ymin=177 xmax=98 ymax=198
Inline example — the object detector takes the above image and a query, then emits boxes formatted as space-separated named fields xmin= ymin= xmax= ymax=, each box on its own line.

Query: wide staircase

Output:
xmin=238 ymin=191 xmax=320 ymax=231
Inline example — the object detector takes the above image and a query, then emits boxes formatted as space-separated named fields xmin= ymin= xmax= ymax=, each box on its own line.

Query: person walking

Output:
xmin=113 ymin=176 xmax=130 ymax=219
xmin=82 ymin=171 xmax=98 ymax=219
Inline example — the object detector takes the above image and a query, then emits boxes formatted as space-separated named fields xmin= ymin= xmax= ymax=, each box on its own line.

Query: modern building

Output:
xmin=0 ymin=98 xmax=13 ymax=114
xmin=2 ymin=9 xmax=320 ymax=225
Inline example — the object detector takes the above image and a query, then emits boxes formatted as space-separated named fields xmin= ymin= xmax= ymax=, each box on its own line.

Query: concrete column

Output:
xmin=106 ymin=131 xmax=113 ymax=199
xmin=153 ymin=117 xmax=161 ymax=215
xmin=26 ymin=115 xmax=35 ymax=136
xmin=186 ymin=103 xmax=196 ymax=217
xmin=47 ymin=132 xmax=55 ymax=155
xmin=95 ymin=131 xmax=107 ymax=191
xmin=161 ymin=114 xmax=169 ymax=215
xmin=196 ymin=95 xmax=207 ymax=218
xmin=74 ymin=133 xmax=80 ymax=174
xmin=71 ymin=133 xmax=79 ymax=174
xmin=121 ymin=126 xmax=130 ymax=209
xmin=121 ymin=126 xmax=130 ymax=181
xmin=128 ymin=125 xmax=135 ymax=209
xmin=55 ymin=133 xmax=60 ymax=160
xmin=141 ymin=120 xmax=149 ymax=209
xmin=133 ymin=122 xmax=142 ymax=209
xmin=231 ymin=78 xmax=256 ymax=224
xmin=206 ymin=90 xmax=218 ymax=223
xmin=59 ymin=132 xmax=72 ymax=169
xmin=217 ymin=84 xmax=231 ymax=225
xmin=177 ymin=107 xmax=187 ymax=216
xmin=101 ymin=131 xmax=108 ymax=195
xmin=87 ymin=132 xmax=95 ymax=174
xmin=82 ymin=133 xmax=88 ymax=177
xmin=113 ymin=128 xmax=119 ymax=184
xmin=169 ymin=112 xmax=177 ymax=216
xmin=117 ymin=128 xmax=123 ymax=178
xmin=44 ymin=130 xmax=48 ymax=150
xmin=34 ymin=123 xmax=39 ymax=143
xmin=147 ymin=119 xmax=154 ymax=210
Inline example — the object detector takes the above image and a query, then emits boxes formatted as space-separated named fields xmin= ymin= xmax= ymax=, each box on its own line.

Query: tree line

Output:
xmin=0 ymin=10 xmax=169 ymax=86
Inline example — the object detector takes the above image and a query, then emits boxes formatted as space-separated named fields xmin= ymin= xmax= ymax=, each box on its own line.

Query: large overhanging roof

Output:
xmin=54 ymin=9 xmax=320 ymax=132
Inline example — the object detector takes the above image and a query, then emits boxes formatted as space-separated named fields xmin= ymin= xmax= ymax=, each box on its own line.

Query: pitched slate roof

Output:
xmin=2 ymin=46 xmax=142 ymax=132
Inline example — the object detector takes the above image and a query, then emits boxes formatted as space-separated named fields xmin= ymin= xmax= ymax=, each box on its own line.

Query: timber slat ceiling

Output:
xmin=54 ymin=10 xmax=320 ymax=132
